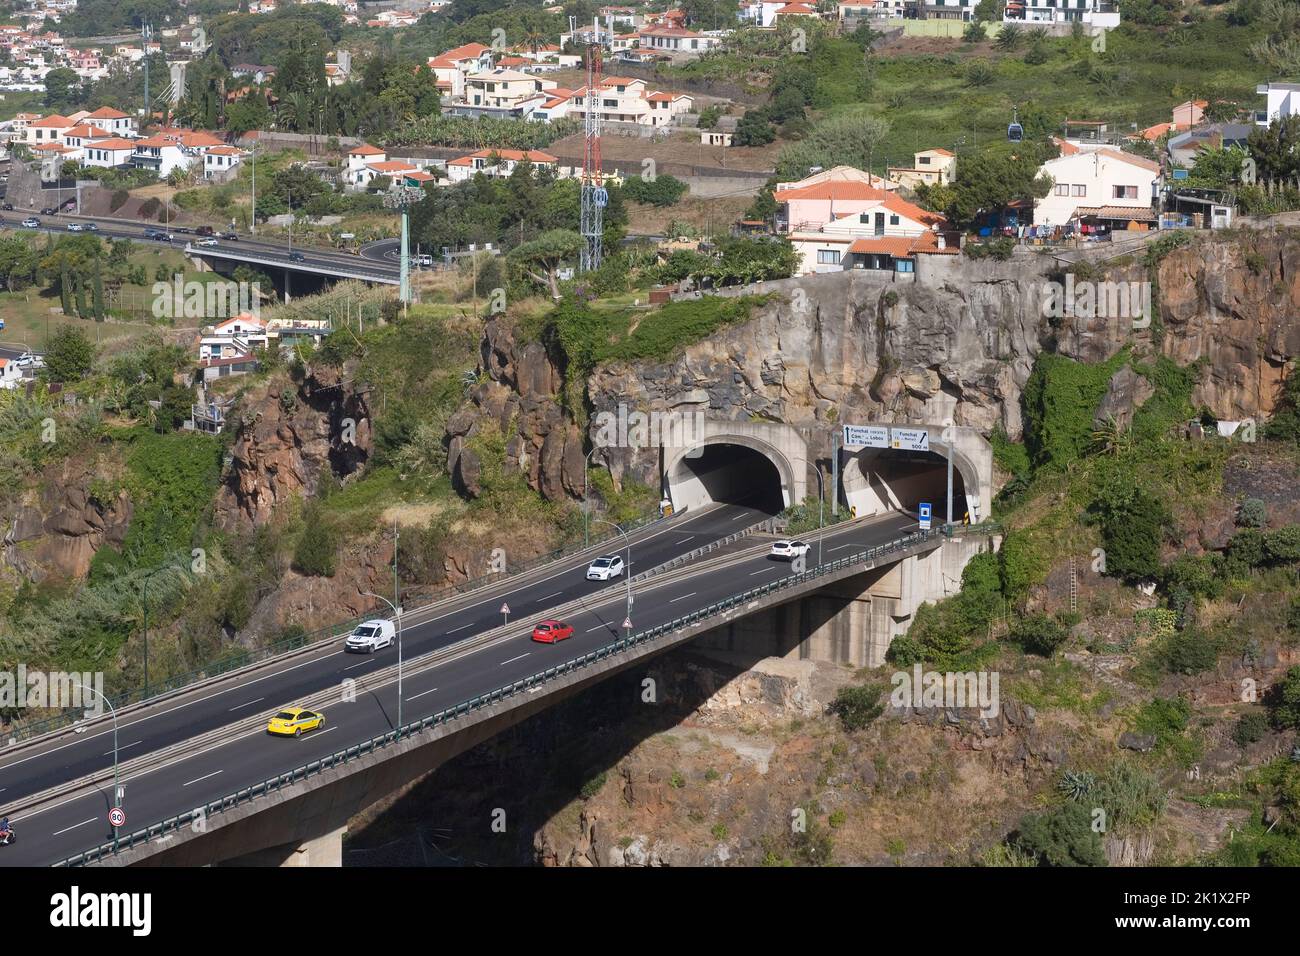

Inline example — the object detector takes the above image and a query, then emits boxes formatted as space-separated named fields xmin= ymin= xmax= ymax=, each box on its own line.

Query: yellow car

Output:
xmin=266 ymin=707 xmax=325 ymax=737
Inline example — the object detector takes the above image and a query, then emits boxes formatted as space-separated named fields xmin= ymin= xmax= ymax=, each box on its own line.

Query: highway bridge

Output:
xmin=0 ymin=211 xmax=401 ymax=292
xmin=0 ymin=290 xmax=999 ymax=867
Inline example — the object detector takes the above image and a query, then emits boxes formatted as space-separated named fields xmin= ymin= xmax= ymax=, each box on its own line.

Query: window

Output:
xmin=889 ymin=215 xmax=900 ymax=226
xmin=919 ymin=156 xmax=930 ymax=165
xmin=1113 ymin=185 xmax=1138 ymax=199
xmin=1055 ymin=184 xmax=1070 ymax=196
xmin=895 ymin=258 xmax=914 ymax=273
xmin=817 ymin=249 xmax=841 ymax=265
xmin=1072 ymin=184 xmax=1086 ymax=197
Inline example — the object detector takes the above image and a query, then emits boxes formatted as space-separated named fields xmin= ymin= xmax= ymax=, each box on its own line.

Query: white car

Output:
xmin=344 ymin=619 xmax=396 ymax=653
xmin=769 ymin=540 xmax=810 ymax=561
xmin=586 ymin=554 xmax=625 ymax=581
xmin=66 ymin=222 xmax=83 ymax=232
xmin=16 ymin=352 xmax=43 ymax=369
xmin=195 ymin=237 xmax=219 ymax=246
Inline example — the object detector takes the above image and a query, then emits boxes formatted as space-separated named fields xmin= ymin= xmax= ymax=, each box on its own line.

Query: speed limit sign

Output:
xmin=109 ymin=807 xmax=126 ymax=828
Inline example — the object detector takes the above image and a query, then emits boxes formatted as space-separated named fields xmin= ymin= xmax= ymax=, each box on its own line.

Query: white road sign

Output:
xmin=890 ymin=428 xmax=930 ymax=451
xmin=842 ymin=425 xmax=889 ymax=448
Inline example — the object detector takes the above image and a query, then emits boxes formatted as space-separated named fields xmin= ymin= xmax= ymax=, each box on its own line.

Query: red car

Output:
xmin=531 ymin=619 xmax=574 ymax=644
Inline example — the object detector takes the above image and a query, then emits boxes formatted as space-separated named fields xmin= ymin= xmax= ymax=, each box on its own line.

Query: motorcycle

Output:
xmin=0 ymin=824 xmax=14 ymax=846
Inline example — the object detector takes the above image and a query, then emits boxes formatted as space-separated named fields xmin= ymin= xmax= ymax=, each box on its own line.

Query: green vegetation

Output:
xmin=828 ymin=683 xmax=886 ymax=732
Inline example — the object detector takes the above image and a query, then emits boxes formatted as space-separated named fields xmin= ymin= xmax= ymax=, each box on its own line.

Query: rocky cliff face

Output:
xmin=450 ymin=230 xmax=1300 ymax=499
xmin=3 ymin=458 xmax=132 ymax=583
xmin=216 ymin=364 xmax=373 ymax=530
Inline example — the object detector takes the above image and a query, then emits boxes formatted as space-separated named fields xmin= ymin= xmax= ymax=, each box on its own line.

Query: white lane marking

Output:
xmin=586 ymin=623 xmax=614 ymax=633
xmin=227 ymin=698 xmax=264 ymax=712
xmin=343 ymin=661 xmax=371 ymax=671
xmin=669 ymin=592 xmax=697 ymax=603
xmin=405 ymin=687 xmax=439 ymax=702
xmin=183 ymin=770 xmax=223 ymax=788
xmin=536 ymin=591 xmax=563 ymax=603
xmin=828 ymin=543 xmax=858 ymax=552
xmin=446 ymin=623 xmax=473 ymax=633
xmin=499 ymin=653 xmax=531 ymax=666
xmin=750 ymin=566 xmax=778 ymax=575
xmin=53 ymin=818 xmax=96 ymax=836
xmin=102 ymin=740 xmax=143 ymax=757
xmin=0 ymin=507 xmax=741 ymax=772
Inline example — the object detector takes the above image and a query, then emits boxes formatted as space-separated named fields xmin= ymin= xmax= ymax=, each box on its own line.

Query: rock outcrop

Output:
xmin=216 ymin=364 xmax=373 ymax=530
xmin=449 ymin=230 xmax=1300 ymax=501
xmin=3 ymin=459 xmax=133 ymax=582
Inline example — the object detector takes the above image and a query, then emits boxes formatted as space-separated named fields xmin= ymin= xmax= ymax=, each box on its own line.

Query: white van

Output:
xmin=344 ymin=619 xmax=396 ymax=653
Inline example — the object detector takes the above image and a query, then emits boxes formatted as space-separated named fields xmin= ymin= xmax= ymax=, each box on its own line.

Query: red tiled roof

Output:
xmin=350 ymin=144 xmax=385 ymax=156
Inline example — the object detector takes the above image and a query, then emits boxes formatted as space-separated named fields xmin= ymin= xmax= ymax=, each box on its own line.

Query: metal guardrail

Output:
xmin=55 ymin=522 xmax=985 ymax=866
xmin=7 ymin=511 xmax=669 ymax=744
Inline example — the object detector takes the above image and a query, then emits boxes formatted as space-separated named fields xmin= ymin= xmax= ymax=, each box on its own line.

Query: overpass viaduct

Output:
xmin=2 ymin=419 xmax=999 ymax=868
xmin=46 ymin=521 xmax=995 ymax=868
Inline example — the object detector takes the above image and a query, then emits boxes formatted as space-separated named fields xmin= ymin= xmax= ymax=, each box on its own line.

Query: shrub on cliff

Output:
xmin=1010 ymin=802 xmax=1106 ymax=867
xmin=829 ymin=683 xmax=885 ymax=731
xmin=293 ymin=505 xmax=337 ymax=577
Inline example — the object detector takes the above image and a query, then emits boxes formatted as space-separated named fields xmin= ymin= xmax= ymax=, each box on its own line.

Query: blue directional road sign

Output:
xmin=918 ymin=502 xmax=932 ymax=531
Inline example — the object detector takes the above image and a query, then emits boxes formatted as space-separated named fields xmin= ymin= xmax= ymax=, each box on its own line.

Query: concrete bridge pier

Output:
xmin=223 ymin=824 xmax=346 ymax=867
xmin=696 ymin=533 xmax=999 ymax=668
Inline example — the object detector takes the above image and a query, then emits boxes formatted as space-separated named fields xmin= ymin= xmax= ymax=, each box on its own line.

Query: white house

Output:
xmin=1255 ymin=82 xmax=1300 ymax=126
xmin=204 ymin=145 xmax=246 ymax=181
xmin=1003 ymin=0 xmax=1119 ymax=27
xmin=463 ymin=69 xmax=559 ymax=110
xmin=888 ymin=148 xmax=958 ymax=189
xmin=130 ymin=129 xmax=226 ymax=178
xmin=81 ymin=136 xmax=138 ymax=168
xmin=24 ymin=113 xmax=74 ymax=145
xmin=445 ymin=148 xmax=561 ymax=184
xmin=636 ymin=26 xmax=724 ymax=56
xmin=345 ymin=144 xmax=420 ymax=189
xmin=0 ymin=357 xmax=21 ymax=390
xmin=562 ymin=77 xmax=694 ymax=127
xmin=82 ymin=105 xmax=135 ymax=137
xmin=198 ymin=314 xmax=269 ymax=361
xmin=1034 ymin=148 xmax=1160 ymax=227
xmin=427 ymin=42 xmax=494 ymax=100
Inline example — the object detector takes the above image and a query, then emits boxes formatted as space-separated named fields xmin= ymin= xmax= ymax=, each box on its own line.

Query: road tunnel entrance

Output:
xmin=665 ymin=441 xmax=789 ymax=515
xmin=844 ymin=448 xmax=972 ymax=523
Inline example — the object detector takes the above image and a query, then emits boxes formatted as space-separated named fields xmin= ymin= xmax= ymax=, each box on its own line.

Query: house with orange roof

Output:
xmin=203 ymin=145 xmax=248 ymax=181
xmin=427 ymin=42 xmax=494 ymax=100
xmin=81 ymin=137 xmax=139 ymax=168
xmin=24 ymin=113 xmax=74 ymax=146
xmin=444 ymin=148 xmax=561 ymax=184
xmin=773 ymin=166 xmax=955 ymax=274
xmin=130 ymin=129 xmax=230 ymax=178
xmin=887 ymin=148 xmax=958 ymax=189
xmin=552 ymin=77 xmax=694 ymax=128
xmin=772 ymin=2 xmax=820 ymax=19
xmin=83 ymin=105 xmax=135 ymax=137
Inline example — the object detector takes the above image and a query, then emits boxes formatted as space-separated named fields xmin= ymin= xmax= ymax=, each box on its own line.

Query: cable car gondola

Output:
xmin=1008 ymin=107 xmax=1024 ymax=143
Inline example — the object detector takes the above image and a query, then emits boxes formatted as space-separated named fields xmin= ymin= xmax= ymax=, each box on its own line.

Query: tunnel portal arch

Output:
xmin=662 ymin=426 xmax=808 ymax=515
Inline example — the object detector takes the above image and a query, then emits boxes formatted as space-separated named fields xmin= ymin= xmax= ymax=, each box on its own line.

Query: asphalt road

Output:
xmin=0 ymin=508 xmax=918 ymax=866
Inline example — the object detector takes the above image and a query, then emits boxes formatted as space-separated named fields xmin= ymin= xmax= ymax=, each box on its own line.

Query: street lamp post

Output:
xmin=250 ymin=141 xmax=257 ymax=235
xmin=76 ymin=681 xmax=120 ymax=850
xmin=138 ymin=565 xmax=176 ymax=700
xmin=363 ymin=592 xmax=403 ymax=732
xmin=582 ymin=446 xmax=600 ymax=549
xmin=812 ymin=465 xmax=825 ymax=567
xmin=592 ymin=518 xmax=632 ymax=629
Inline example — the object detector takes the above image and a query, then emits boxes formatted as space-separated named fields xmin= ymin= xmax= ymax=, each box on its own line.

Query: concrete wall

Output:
xmin=663 ymin=423 xmax=809 ymax=510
